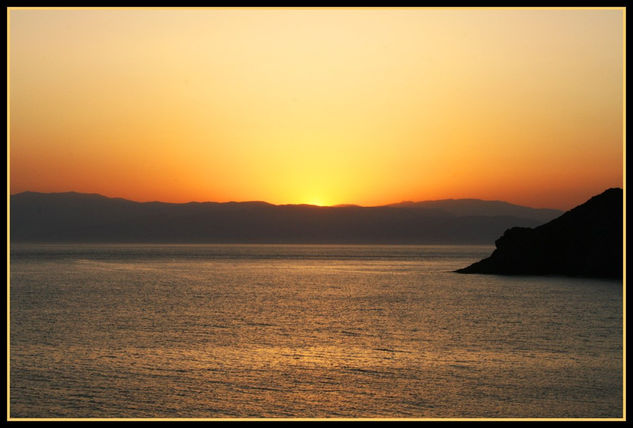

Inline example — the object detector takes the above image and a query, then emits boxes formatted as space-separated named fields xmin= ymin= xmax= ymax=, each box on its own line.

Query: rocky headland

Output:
xmin=456 ymin=188 xmax=623 ymax=279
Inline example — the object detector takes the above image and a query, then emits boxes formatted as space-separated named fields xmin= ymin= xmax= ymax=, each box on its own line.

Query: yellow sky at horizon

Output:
xmin=8 ymin=8 xmax=624 ymax=210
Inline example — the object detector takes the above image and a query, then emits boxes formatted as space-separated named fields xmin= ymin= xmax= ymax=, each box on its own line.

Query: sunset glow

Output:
xmin=8 ymin=8 xmax=624 ymax=210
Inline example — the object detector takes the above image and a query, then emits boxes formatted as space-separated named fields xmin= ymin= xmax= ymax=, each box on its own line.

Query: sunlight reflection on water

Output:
xmin=10 ymin=244 xmax=623 ymax=418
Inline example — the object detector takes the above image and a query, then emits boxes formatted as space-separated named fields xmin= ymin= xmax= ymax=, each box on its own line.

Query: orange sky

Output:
xmin=8 ymin=8 xmax=624 ymax=210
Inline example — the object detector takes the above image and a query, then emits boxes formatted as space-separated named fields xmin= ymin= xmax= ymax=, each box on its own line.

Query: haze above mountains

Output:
xmin=10 ymin=191 xmax=563 ymax=244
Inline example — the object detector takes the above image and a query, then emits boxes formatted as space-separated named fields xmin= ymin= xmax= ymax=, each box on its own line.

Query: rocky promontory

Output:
xmin=456 ymin=188 xmax=623 ymax=279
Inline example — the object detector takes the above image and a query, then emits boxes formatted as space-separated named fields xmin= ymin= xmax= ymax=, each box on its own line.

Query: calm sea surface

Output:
xmin=10 ymin=244 xmax=623 ymax=418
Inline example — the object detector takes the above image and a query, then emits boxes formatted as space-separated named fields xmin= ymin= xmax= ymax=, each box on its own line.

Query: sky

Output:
xmin=8 ymin=8 xmax=624 ymax=209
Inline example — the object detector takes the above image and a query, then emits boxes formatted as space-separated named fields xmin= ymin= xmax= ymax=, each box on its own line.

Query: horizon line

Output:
xmin=8 ymin=189 xmax=573 ymax=211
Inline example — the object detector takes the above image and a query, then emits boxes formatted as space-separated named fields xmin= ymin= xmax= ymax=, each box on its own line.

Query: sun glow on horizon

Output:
xmin=305 ymin=198 xmax=331 ymax=207
xmin=8 ymin=8 xmax=624 ymax=211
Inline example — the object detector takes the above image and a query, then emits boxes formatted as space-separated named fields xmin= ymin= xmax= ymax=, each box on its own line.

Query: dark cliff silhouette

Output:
xmin=10 ymin=191 xmax=562 ymax=244
xmin=456 ymin=188 xmax=623 ymax=279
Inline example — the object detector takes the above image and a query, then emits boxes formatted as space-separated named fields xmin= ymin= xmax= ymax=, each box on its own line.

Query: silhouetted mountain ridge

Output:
xmin=389 ymin=198 xmax=561 ymax=219
xmin=10 ymin=191 xmax=565 ymax=244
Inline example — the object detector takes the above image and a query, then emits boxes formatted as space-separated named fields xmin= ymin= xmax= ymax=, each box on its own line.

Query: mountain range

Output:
xmin=10 ymin=191 xmax=563 ymax=244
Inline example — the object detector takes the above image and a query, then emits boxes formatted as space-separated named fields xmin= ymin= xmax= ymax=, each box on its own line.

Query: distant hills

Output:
xmin=10 ymin=191 xmax=563 ymax=244
xmin=457 ymin=188 xmax=623 ymax=278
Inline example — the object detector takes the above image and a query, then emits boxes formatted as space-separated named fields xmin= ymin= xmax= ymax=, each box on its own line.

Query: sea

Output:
xmin=9 ymin=244 xmax=624 ymax=419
